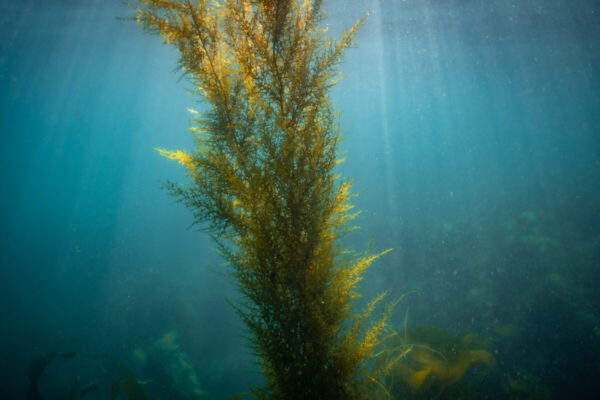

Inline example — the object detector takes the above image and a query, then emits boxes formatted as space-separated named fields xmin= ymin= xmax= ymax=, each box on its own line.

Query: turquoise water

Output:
xmin=1 ymin=0 xmax=598 ymax=398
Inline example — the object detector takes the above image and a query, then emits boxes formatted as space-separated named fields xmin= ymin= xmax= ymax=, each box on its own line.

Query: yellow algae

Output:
xmin=377 ymin=325 xmax=497 ymax=396
xmin=154 ymin=148 xmax=195 ymax=170
xmin=409 ymin=367 xmax=432 ymax=389
xmin=134 ymin=1 xmax=392 ymax=399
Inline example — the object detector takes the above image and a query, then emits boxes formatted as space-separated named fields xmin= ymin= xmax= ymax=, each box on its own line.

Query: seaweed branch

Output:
xmin=132 ymin=1 xmax=392 ymax=398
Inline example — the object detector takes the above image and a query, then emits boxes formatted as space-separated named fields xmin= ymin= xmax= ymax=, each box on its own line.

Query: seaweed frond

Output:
xmin=134 ymin=1 xmax=390 ymax=398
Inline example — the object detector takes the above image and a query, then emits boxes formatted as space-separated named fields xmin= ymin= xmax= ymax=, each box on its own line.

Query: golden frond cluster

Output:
xmin=134 ymin=1 xmax=391 ymax=398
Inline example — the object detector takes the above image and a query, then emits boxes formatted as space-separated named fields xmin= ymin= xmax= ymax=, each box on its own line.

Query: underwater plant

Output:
xmin=377 ymin=326 xmax=496 ymax=399
xmin=133 ymin=330 xmax=211 ymax=399
xmin=133 ymin=1 xmax=393 ymax=399
xmin=26 ymin=351 xmax=145 ymax=400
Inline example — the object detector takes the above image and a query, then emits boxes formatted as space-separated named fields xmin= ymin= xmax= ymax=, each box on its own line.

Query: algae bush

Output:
xmin=132 ymin=1 xmax=393 ymax=398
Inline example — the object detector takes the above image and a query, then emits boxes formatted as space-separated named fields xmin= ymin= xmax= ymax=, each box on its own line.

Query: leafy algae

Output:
xmin=132 ymin=1 xmax=393 ymax=399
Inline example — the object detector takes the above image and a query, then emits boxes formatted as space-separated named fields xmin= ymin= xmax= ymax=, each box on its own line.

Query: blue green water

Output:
xmin=1 ymin=0 xmax=598 ymax=398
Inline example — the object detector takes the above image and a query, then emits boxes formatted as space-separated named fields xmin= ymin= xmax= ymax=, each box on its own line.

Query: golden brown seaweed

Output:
xmin=378 ymin=326 xmax=496 ymax=398
xmin=133 ymin=1 xmax=392 ymax=398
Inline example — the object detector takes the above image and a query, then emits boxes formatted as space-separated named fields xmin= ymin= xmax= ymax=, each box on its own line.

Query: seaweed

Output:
xmin=26 ymin=351 xmax=145 ymax=400
xmin=376 ymin=326 xmax=496 ymax=399
xmin=131 ymin=1 xmax=393 ymax=398
xmin=133 ymin=330 xmax=211 ymax=399
xmin=110 ymin=375 xmax=146 ymax=400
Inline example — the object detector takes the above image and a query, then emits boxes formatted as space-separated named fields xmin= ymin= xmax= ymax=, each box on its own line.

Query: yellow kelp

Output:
xmin=133 ymin=1 xmax=392 ymax=399
xmin=379 ymin=326 xmax=496 ymax=397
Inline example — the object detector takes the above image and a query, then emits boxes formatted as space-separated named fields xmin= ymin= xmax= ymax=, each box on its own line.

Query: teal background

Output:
xmin=1 ymin=0 xmax=598 ymax=398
